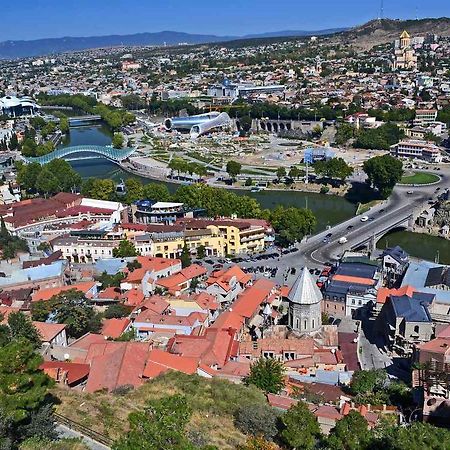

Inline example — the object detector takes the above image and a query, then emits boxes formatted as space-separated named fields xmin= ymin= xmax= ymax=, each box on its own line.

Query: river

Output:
xmin=61 ymin=126 xmax=450 ymax=260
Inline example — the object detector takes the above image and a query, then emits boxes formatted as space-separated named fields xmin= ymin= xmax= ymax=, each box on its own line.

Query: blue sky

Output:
xmin=1 ymin=0 xmax=449 ymax=41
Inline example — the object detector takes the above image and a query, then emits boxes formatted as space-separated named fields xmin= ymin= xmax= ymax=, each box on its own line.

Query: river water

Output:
xmin=61 ymin=125 xmax=450 ymax=261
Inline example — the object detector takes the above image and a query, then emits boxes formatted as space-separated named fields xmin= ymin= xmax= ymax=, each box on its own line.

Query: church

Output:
xmin=392 ymin=30 xmax=418 ymax=70
xmin=286 ymin=267 xmax=322 ymax=334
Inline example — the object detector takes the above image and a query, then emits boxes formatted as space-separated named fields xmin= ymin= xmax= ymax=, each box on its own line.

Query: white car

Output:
xmin=338 ymin=237 xmax=348 ymax=244
xmin=360 ymin=216 xmax=369 ymax=222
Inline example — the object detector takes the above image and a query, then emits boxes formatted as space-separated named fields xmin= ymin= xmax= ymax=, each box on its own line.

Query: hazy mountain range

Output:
xmin=0 ymin=28 xmax=347 ymax=59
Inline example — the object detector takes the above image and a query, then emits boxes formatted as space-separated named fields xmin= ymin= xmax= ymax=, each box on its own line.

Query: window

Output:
xmin=312 ymin=319 xmax=315 ymax=329
xmin=304 ymin=320 xmax=307 ymax=330
xmin=414 ymin=325 xmax=420 ymax=334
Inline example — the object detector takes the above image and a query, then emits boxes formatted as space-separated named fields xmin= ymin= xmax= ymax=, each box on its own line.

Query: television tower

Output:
xmin=379 ymin=0 xmax=384 ymax=20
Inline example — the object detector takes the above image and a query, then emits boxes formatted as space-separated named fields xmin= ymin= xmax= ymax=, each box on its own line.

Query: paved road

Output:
xmin=57 ymin=424 xmax=111 ymax=450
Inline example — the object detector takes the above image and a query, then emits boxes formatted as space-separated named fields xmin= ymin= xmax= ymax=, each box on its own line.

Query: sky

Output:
xmin=1 ymin=0 xmax=449 ymax=42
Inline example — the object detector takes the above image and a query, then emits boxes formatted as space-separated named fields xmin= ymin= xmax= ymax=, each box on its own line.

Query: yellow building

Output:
xmin=392 ymin=31 xmax=417 ymax=70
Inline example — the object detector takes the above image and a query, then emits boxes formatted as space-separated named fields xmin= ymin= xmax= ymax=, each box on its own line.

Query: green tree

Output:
xmin=270 ymin=206 xmax=316 ymax=246
xmin=314 ymin=158 xmax=353 ymax=183
xmin=96 ymin=271 xmax=125 ymax=288
xmin=363 ymin=155 xmax=403 ymax=199
xmin=0 ymin=340 xmax=52 ymax=423
xmin=142 ymin=183 xmax=171 ymax=202
xmin=125 ymin=178 xmax=144 ymax=204
xmin=52 ymin=291 xmax=102 ymax=339
xmin=279 ymin=401 xmax=321 ymax=450
xmin=47 ymin=159 xmax=82 ymax=192
xmin=288 ymin=166 xmax=302 ymax=180
xmin=226 ymin=160 xmax=242 ymax=181
xmin=113 ymin=395 xmax=197 ymax=450
xmin=112 ymin=133 xmax=124 ymax=149
xmin=234 ymin=403 xmax=278 ymax=440
xmin=35 ymin=168 xmax=60 ymax=196
xmin=7 ymin=312 xmax=41 ymax=349
xmin=113 ymin=240 xmax=139 ymax=258
xmin=17 ymin=162 xmax=42 ymax=192
xmin=335 ymin=123 xmax=356 ymax=146
xmin=276 ymin=167 xmax=287 ymax=180
xmin=244 ymin=357 xmax=285 ymax=394
xmin=239 ymin=116 xmax=253 ymax=135
xmin=196 ymin=245 xmax=206 ymax=259
xmin=349 ymin=369 xmax=389 ymax=404
xmin=180 ymin=242 xmax=191 ymax=268
xmin=326 ymin=411 xmax=371 ymax=450
xmin=245 ymin=177 xmax=253 ymax=187
xmin=104 ymin=304 xmax=130 ymax=319
xmin=82 ymin=178 xmax=115 ymax=200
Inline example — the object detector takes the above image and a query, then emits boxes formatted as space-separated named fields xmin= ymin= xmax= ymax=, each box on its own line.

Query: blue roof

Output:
xmin=95 ymin=258 xmax=128 ymax=275
xmin=289 ymin=369 xmax=354 ymax=386
xmin=391 ymin=294 xmax=432 ymax=322
xmin=402 ymin=260 xmax=450 ymax=304
xmin=0 ymin=261 xmax=64 ymax=288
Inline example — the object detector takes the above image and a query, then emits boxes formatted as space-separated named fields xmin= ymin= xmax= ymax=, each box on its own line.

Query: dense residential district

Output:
xmin=0 ymin=17 xmax=450 ymax=450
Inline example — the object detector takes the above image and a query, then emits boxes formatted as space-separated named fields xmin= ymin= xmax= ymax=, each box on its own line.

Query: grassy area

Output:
xmin=53 ymin=372 xmax=267 ymax=449
xmin=399 ymin=172 xmax=440 ymax=185
xmin=187 ymin=151 xmax=215 ymax=164
xmin=356 ymin=199 xmax=382 ymax=215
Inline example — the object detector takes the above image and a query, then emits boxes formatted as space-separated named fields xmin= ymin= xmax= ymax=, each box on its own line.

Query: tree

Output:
xmin=226 ymin=160 xmax=242 ymax=181
xmin=35 ymin=168 xmax=60 ymax=196
xmin=142 ymin=183 xmax=171 ymax=202
xmin=363 ymin=155 xmax=403 ymax=199
xmin=314 ymin=158 xmax=353 ymax=183
xmin=124 ymin=178 xmax=144 ymax=204
xmin=244 ymin=358 xmax=285 ymax=394
xmin=269 ymin=206 xmax=316 ymax=246
xmin=96 ymin=271 xmax=125 ymax=288
xmin=113 ymin=395 xmax=197 ymax=450
xmin=112 ymin=133 xmax=124 ymax=148
xmin=104 ymin=304 xmax=130 ymax=319
xmin=234 ymin=403 xmax=279 ymax=440
xmin=240 ymin=116 xmax=253 ymax=133
xmin=82 ymin=178 xmax=115 ymax=201
xmin=7 ymin=312 xmax=41 ymax=349
xmin=196 ymin=245 xmax=206 ymax=259
xmin=335 ymin=123 xmax=356 ymax=146
xmin=279 ymin=401 xmax=321 ymax=450
xmin=348 ymin=369 xmax=389 ymax=405
xmin=245 ymin=177 xmax=253 ymax=187
xmin=0 ymin=340 xmax=52 ymax=423
xmin=180 ymin=242 xmax=191 ymax=268
xmin=113 ymin=240 xmax=139 ymax=258
xmin=276 ymin=167 xmax=287 ymax=181
xmin=326 ymin=411 xmax=371 ymax=450
xmin=288 ymin=166 xmax=302 ymax=180
xmin=33 ymin=290 xmax=102 ymax=339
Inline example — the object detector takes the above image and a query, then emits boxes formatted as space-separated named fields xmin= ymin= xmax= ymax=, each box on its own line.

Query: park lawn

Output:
xmin=399 ymin=172 xmax=440 ymax=185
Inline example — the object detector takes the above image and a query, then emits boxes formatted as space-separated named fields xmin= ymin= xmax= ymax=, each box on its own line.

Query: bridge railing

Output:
xmin=23 ymin=145 xmax=136 ymax=165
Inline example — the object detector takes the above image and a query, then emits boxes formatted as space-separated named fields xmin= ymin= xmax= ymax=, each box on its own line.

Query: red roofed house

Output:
xmin=120 ymin=256 xmax=182 ymax=295
xmin=206 ymin=265 xmax=252 ymax=305
xmin=84 ymin=342 xmax=152 ymax=393
xmin=231 ymin=278 xmax=276 ymax=328
xmin=31 ymin=281 xmax=98 ymax=302
xmin=33 ymin=321 xmax=67 ymax=347
xmin=142 ymin=349 xmax=199 ymax=379
xmin=156 ymin=264 xmax=207 ymax=295
xmin=40 ymin=361 xmax=90 ymax=387
xmin=101 ymin=318 xmax=131 ymax=339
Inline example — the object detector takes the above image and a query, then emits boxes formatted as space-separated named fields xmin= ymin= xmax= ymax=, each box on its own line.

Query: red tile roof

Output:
xmin=101 ymin=318 xmax=131 ymax=339
xmin=376 ymin=285 xmax=415 ymax=304
xmin=33 ymin=321 xmax=66 ymax=342
xmin=40 ymin=361 xmax=89 ymax=386
xmin=206 ymin=265 xmax=251 ymax=292
xmin=231 ymin=279 xmax=275 ymax=319
xmin=142 ymin=349 xmax=198 ymax=378
xmin=31 ymin=281 xmax=97 ymax=302
xmin=85 ymin=342 xmax=152 ymax=393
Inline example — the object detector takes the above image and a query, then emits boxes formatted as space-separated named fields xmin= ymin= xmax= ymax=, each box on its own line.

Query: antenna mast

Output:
xmin=379 ymin=0 xmax=384 ymax=20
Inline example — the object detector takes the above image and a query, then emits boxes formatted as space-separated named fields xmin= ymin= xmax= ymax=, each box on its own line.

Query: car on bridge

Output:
xmin=338 ymin=237 xmax=348 ymax=244
xmin=360 ymin=216 xmax=369 ymax=222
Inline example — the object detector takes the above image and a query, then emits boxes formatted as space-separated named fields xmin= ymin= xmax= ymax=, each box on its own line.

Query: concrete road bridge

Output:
xmin=23 ymin=145 xmax=136 ymax=165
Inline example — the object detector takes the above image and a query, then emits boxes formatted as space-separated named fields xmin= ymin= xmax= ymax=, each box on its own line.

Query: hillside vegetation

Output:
xmin=53 ymin=372 xmax=268 ymax=449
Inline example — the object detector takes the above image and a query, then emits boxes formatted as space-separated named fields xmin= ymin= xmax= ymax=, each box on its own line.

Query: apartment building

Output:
xmin=390 ymin=139 xmax=443 ymax=163
xmin=414 ymin=109 xmax=438 ymax=126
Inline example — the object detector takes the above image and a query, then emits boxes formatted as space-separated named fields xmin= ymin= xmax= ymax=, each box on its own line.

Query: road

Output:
xmin=57 ymin=424 xmax=111 ymax=450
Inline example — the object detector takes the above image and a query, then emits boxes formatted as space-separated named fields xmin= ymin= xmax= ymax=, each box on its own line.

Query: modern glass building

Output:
xmin=0 ymin=96 xmax=40 ymax=117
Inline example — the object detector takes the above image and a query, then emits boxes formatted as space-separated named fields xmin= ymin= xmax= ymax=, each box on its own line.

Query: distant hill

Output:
xmin=332 ymin=17 xmax=450 ymax=49
xmin=0 ymin=28 xmax=346 ymax=59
